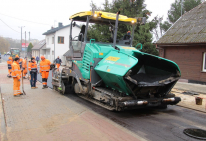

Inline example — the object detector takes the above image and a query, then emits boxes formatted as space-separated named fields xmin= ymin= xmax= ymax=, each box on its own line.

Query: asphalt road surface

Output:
xmin=2 ymin=55 xmax=206 ymax=141
xmin=65 ymin=94 xmax=206 ymax=141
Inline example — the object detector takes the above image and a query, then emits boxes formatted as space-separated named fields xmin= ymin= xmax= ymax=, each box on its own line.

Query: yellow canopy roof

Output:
xmin=70 ymin=11 xmax=137 ymax=25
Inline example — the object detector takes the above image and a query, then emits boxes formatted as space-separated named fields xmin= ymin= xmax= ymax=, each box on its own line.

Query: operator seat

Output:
xmin=123 ymin=35 xmax=131 ymax=40
xmin=78 ymin=25 xmax=86 ymax=42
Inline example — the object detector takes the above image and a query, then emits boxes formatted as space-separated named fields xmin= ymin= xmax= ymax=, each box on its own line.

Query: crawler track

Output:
xmin=78 ymin=95 xmax=116 ymax=111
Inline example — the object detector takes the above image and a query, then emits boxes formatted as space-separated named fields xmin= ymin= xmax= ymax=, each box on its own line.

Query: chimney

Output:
xmin=58 ymin=22 xmax=63 ymax=27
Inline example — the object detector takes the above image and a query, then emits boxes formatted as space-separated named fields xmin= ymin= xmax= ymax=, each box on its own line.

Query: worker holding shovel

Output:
xmin=11 ymin=56 xmax=23 ymax=96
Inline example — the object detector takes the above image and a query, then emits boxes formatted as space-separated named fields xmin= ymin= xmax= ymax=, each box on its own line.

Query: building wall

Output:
xmin=45 ymin=34 xmax=54 ymax=62
xmin=55 ymin=26 xmax=80 ymax=65
xmin=40 ymin=49 xmax=46 ymax=57
xmin=32 ymin=50 xmax=39 ymax=57
xmin=45 ymin=26 xmax=80 ymax=64
xmin=161 ymin=45 xmax=206 ymax=82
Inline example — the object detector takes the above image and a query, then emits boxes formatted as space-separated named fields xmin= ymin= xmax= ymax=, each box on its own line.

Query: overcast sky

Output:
xmin=0 ymin=0 xmax=175 ymax=41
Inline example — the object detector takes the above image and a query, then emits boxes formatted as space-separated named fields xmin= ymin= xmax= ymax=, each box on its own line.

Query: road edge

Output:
xmin=0 ymin=86 xmax=7 ymax=141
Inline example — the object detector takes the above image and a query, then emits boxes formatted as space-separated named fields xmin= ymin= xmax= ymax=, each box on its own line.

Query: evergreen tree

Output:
xmin=27 ymin=43 xmax=33 ymax=53
xmin=184 ymin=0 xmax=203 ymax=12
xmin=168 ymin=0 xmax=182 ymax=24
xmin=150 ymin=0 xmax=203 ymax=41
xmin=162 ymin=0 xmax=203 ymax=32
xmin=160 ymin=21 xmax=172 ymax=33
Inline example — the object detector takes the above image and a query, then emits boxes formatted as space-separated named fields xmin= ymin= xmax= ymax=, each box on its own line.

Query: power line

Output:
xmin=0 ymin=19 xmax=20 ymax=33
xmin=0 ymin=13 xmax=51 ymax=26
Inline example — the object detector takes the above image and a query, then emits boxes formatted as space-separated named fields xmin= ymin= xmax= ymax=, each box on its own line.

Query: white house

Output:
xmin=42 ymin=22 xmax=81 ymax=65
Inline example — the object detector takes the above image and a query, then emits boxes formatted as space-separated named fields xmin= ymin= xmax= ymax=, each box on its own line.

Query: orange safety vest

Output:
xmin=40 ymin=59 xmax=51 ymax=73
xmin=12 ymin=61 xmax=21 ymax=80
xmin=23 ymin=59 xmax=27 ymax=69
xmin=28 ymin=61 xmax=37 ymax=73
xmin=7 ymin=58 xmax=12 ymax=70
xmin=19 ymin=58 xmax=23 ymax=69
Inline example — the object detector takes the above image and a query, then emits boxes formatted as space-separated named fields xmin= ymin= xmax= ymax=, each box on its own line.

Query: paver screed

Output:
xmin=0 ymin=62 xmax=145 ymax=141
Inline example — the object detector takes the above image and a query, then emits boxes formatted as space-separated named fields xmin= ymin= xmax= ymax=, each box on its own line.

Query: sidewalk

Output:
xmin=174 ymin=82 xmax=206 ymax=94
xmin=172 ymin=82 xmax=206 ymax=113
xmin=0 ymin=60 xmax=145 ymax=141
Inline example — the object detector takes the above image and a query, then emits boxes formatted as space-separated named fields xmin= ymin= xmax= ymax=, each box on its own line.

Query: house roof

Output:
xmin=32 ymin=39 xmax=46 ymax=50
xmin=42 ymin=24 xmax=80 ymax=35
xmin=157 ymin=2 xmax=206 ymax=44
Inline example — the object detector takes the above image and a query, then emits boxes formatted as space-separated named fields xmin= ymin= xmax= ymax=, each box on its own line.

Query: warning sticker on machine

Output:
xmin=105 ymin=56 xmax=120 ymax=61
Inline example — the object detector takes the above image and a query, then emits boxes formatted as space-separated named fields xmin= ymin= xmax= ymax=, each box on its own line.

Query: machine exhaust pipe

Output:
xmin=121 ymin=100 xmax=148 ymax=107
xmin=162 ymin=97 xmax=181 ymax=104
xmin=162 ymin=98 xmax=175 ymax=102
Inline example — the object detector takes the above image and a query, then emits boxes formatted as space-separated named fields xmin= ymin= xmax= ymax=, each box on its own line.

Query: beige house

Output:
xmin=32 ymin=39 xmax=46 ymax=58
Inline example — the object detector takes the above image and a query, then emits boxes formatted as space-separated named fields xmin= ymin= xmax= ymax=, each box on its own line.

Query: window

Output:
xmin=52 ymin=51 xmax=54 ymax=55
xmin=203 ymin=52 xmax=206 ymax=72
xmin=52 ymin=37 xmax=54 ymax=44
xmin=58 ymin=36 xmax=64 ymax=44
xmin=72 ymin=41 xmax=82 ymax=51
xmin=47 ymin=38 xmax=49 ymax=44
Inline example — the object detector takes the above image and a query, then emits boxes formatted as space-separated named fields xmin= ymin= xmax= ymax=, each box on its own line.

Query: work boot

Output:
xmin=42 ymin=86 xmax=45 ymax=89
xmin=31 ymin=87 xmax=35 ymax=89
xmin=45 ymin=86 xmax=48 ymax=88
xmin=13 ymin=95 xmax=20 ymax=97
xmin=19 ymin=93 xmax=23 ymax=95
xmin=35 ymin=87 xmax=38 ymax=89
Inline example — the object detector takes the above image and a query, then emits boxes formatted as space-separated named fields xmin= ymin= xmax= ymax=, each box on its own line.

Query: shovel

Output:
xmin=22 ymin=71 xmax=26 ymax=95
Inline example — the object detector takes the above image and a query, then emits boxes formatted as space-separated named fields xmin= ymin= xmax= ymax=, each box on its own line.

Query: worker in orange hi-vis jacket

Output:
xmin=11 ymin=56 xmax=23 ymax=96
xmin=22 ymin=57 xmax=28 ymax=79
xmin=19 ymin=57 xmax=23 ymax=70
xmin=15 ymin=55 xmax=23 ymax=69
xmin=28 ymin=57 xmax=38 ymax=89
xmin=7 ymin=57 xmax=13 ymax=77
xmin=40 ymin=56 xmax=51 ymax=89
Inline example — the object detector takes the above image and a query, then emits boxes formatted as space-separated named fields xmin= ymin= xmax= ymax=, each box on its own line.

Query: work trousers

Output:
xmin=30 ymin=72 xmax=37 ymax=87
xmin=13 ymin=77 xmax=21 ymax=96
xmin=23 ymin=68 xmax=27 ymax=77
xmin=42 ymin=71 xmax=49 ymax=86
xmin=56 ymin=63 xmax=60 ymax=69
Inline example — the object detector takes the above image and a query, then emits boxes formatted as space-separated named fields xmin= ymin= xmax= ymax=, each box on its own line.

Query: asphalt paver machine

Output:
xmin=52 ymin=10 xmax=181 ymax=111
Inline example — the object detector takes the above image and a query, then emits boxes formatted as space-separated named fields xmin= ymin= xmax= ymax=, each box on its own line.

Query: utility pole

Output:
xmin=18 ymin=26 xmax=25 ymax=52
xmin=181 ymin=0 xmax=183 ymax=16
xmin=29 ymin=32 xmax=30 ymax=43
xmin=25 ymin=31 xmax=26 ymax=58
